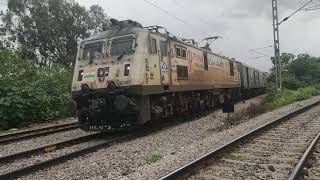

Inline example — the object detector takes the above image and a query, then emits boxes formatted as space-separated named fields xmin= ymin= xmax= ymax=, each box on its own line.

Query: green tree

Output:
xmin=269 ymin=53 xmax=320 ymax=90
xmin=271 ymin=53 xmax=295 ymax=66
xmin=288 ymin=54 xmax=320 ymax=84
xmin=88 ymin=5 xmax=110 ymax=33
xmin=2 ymin=0 xmax=110 ymax=68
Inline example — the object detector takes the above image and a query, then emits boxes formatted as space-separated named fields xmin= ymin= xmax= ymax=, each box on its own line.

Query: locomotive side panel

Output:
xmin=169 ymin=41 xmax=241 ymax=90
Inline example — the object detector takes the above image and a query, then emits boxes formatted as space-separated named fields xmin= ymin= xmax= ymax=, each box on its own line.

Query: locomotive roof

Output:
xmin=82 ymin=20 xmax=148 ymax=43
xmin=81 ymin=20 xmax=266 ymax=73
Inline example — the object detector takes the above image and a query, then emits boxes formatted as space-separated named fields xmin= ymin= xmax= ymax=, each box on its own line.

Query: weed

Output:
xmin=146 ymin=154 xmax=162 ymax=164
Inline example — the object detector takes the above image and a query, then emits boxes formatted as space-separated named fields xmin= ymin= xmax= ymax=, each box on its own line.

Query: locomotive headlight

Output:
xmin=98 ymin=67 xmax=109 ymax=77
xmin=98 ymin=68 xmax=105 ymax=77
xmin=124 ymin=64 xmax=130 ymax=76
xmin=78 ymin=70 xmax=84 ymax=81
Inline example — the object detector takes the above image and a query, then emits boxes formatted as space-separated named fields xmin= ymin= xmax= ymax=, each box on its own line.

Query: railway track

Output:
xmin=288 ymin=132 xmax=320 ymax=180
xmin=0 ymin=132 xmax=129 ymax=180
xmin=0 ymin=105 xmax=223 ymax=180
xmin=159 ymin=100 xmax=320 ymax=180
xmin=0 ymin=100 xmax=222 ymax=179
xmin=0 ymin=113 xmax=204 ymax=179
xmin=0 ymin=122 xmax=79 ymax=145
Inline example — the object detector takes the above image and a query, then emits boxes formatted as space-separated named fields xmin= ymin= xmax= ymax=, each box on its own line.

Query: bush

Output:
xmin=0 ymin=50 xmax=75 ymax=130
xmin=282 ymin=73 xmax=306 ymax=90
xmin=265 ymin=86 xmax=320 ymax=109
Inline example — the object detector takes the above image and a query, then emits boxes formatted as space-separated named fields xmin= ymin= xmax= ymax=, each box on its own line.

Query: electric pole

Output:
xmin=272 ymin=0 xmax=282 ymax=92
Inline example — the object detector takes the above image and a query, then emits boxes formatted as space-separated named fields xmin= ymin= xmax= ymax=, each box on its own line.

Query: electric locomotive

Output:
xmin=71 ymin=19 xmax=266 ymax=131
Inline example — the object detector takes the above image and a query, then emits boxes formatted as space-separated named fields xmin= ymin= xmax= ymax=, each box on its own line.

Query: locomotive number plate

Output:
xmin=89 ymin=125 xmax=105 ymax=130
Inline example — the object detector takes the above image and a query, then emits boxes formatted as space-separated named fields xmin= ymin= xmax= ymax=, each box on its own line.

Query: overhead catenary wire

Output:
xmin=142 ymin=0 xmax=191 ymax=26
xmin=141 ymin=0 xmax=210 ymax=44
xmin=278 ymin=0 xmax=314 ymax=25
xmin=169 ymin=0 xmax=212 ymax=27
xmin=304 ymin=4 xmax=320 ymax=10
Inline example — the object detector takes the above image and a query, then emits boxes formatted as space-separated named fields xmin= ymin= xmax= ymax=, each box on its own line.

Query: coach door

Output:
xmin=158 ymin=37 xmax=171 ymax=85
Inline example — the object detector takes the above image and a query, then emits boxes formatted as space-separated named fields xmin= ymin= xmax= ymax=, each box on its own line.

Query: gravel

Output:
xmin=188 ymin=105 xmax=320 ymax=179
xmin=0 ymin=129 xmax=94 ymax=157
xmin=18 ymin=95 xmax=320 ymax=180
xmin=0 ymin=139 xmax=105 ymax=174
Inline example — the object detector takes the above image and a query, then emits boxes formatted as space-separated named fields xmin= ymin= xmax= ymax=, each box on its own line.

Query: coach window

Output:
xmin=151 ymin=38 xmax=157 ymax=54
xmin=229 ymin=62 xmax=234 ymax=76
xmin=254 ymin=71 xmax=257 ymax=85
xmin=177 ymin=65 xmax=188 ymax=80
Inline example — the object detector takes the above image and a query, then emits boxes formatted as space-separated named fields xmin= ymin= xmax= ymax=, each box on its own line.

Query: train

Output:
xmin=71 ymin=19 xmax=267 ymax=131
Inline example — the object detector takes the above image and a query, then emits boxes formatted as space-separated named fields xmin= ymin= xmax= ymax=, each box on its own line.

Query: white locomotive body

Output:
xmin=71 ymin=20 xmax=266 ymax=131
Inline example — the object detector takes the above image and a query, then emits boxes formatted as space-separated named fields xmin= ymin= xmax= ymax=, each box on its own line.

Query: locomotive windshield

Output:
xmin=82 ymin=42 xmax=104 ymax=60
xmin=110 ymin=36 xmax=134 ymax=56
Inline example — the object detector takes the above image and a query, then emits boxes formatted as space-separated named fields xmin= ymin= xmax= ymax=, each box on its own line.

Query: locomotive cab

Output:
xmin=71 ymin=20 xmax=149 ymax=130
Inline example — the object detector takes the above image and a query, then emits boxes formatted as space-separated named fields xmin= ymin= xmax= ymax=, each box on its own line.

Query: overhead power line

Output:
xmin=142 ymin=0 xmax=191 ymax=25
xmin=304 ymin=4 xmax=320 ymax=10
xmin=249 ymin=46 xmax=273 ymax=52
xmin=169 ymin=0 xmax=212 ymax=27
xmin=278 ymin=0 xmax=314 ymax=25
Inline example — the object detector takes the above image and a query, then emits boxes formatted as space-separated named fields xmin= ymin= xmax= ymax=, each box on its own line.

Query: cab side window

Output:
xmin=151 ymin=38 xmax=157 ymax=54
xmin=176 ymin=47 xmax=181 ymax=57
xmin=160 ymin=41 xmax=167 ymax=56
xmin=229 ymin=62 xmax=234 ymax=76
xmin=176 ymin=46 xmax=187 ymax=59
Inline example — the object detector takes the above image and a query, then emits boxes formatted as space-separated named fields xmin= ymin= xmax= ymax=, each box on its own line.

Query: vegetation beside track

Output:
xmin=0 ymin=50 xmax=75 ymax=130
xmin=265 ymin=53 xmax=320 ymax=109
xmin=0 ymin=0 xmax=110 ymax=131
xmin=146 ymin=154 xmax=162 ymax=164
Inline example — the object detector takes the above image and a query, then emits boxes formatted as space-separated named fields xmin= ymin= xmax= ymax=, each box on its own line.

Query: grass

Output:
xmin=265 ymin=85 xmax=320 ymax=110
xmin=208 ymin=85 xmax=320 ymax=133
xmin=146 ymin=154 xmax=162 ymax=164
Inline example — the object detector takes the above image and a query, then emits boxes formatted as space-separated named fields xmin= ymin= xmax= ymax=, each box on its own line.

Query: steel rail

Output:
xmin=159 ymin=100 xmax=320 ymax=180
xmin=0 ymin=122 xmax=79 ymax=145
xmin=288 ymin=131 xmax=320 ymax=180
xmin=0 ymin=135 xmax=129 ymax=180
xmin=0 ymin=132 xmax=103 ymax=163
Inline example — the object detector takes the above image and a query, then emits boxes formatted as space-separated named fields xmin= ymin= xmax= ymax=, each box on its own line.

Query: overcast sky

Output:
xmin=78 ymin=1 xmax=318 ymax=71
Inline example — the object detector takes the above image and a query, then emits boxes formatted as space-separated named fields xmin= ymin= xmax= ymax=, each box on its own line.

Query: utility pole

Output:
xmin=272 ymin=0 xmax=282 ymax=92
